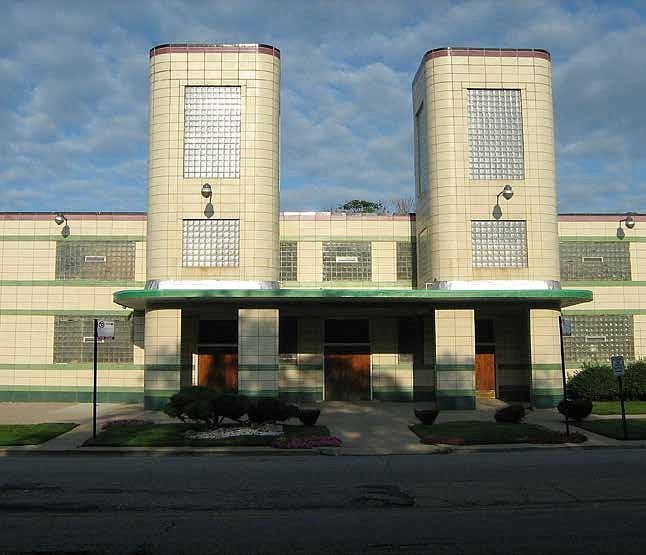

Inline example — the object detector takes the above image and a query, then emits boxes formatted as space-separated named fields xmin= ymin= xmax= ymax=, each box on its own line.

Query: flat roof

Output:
xmin=114 ymin=287 xmax=592 ymax=311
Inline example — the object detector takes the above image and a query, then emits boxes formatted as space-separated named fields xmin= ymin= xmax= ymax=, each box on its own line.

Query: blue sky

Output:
xmin=1 ymin=0 xmax=644 ymax=213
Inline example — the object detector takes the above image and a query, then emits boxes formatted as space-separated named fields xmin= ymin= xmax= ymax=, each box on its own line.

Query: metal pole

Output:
xmin=93 ymin=318 xmax=98 ymax=440
xmin=558 ymin=316 xmax=570 ymax=436
xmin=619 ymin=376 xmax=628 ymax=440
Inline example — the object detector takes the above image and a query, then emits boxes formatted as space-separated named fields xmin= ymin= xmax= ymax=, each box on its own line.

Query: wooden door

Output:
xmin=198 ymin=346 xmax=238 ymax=393
xmin=324 ymin=345 xmax=370 ymax=401
xmin=475 ymin=352 xmax=496 ymax=392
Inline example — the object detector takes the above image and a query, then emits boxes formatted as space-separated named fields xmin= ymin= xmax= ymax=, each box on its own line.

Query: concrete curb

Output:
xmin=0 ymin=446 xmax=324 ymax=457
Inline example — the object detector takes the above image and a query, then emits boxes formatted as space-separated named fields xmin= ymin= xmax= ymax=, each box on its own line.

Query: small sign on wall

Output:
xmin=96 ymin=320 xmax=115 ymax=340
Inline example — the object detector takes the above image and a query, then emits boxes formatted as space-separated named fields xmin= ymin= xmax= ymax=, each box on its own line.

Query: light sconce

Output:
xmin=53 ymin=213 xmax=70 ymax=238
xmin=493 ymin=185 xmax=514 ymax=220
xmin=201 ymin=183 xmax=213 ymax=199
xmin=201 ymin=183 xmax=214 ymax=218
xmin=617 ymin=214 xmax=636 ymax=239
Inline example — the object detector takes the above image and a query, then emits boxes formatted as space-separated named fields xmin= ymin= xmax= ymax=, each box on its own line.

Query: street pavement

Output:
xmin=1 ymin=448 xmax=645 ymax=554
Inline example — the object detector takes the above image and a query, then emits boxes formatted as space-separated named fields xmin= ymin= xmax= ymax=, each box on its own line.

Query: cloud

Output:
xmin=0 ymin=1 xmax=644 ymax=215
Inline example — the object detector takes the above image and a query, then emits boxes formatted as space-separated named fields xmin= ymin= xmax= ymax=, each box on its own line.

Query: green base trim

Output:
xmin=373 ymin=389 xmax=414 ymax=402
xmin=144 ymin=395 xmax=171 ymax=410
xmin=238 ymin=389 xmax=279 ymax=398
xmin=144 ymin=364 xmax=182 ymax=373
xmin=0 ymin=386 xmax=142 ymax=403
xmin=436 ymin=394 xmax=476 ymax=410
xmin=413 ymin=388 xmax=436 ymax=402
xmin=279 ymin=391 xmax=324 ymax=402
xmin=532 ymin=394 xmax=562 ymax=409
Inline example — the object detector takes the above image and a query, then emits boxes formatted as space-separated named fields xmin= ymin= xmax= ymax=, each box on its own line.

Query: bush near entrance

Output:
xmin=568 ymin=361 xmax=646 ymax=401
xmin=557 ymin=399 xmax=593 ymax=421
xmin=494 ymin=404 xmax=525 ymax=423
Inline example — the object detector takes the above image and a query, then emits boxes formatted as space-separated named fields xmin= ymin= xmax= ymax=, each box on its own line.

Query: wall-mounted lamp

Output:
xmin=53 ymin=213 xmax=70 ymax=238
xmin=201 ymin=183 xmax=213 ymax=199
xmin=617 ymin=214 xmax=636 ymax=239
xmin=201 ymin=183 xmax=214 ymax=218
xmin=493 ymin=185 xmax=514 ymax=220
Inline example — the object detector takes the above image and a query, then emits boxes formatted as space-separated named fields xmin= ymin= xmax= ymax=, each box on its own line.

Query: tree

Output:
xmin=336 ymin=199 xmax=385 ymax=214
xmin=382 ymin=197 xmax=415 ymax=215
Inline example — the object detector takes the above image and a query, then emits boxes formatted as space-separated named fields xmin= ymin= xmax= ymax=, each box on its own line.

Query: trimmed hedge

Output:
xmin=568 ymin=361 xmax=646 ymax=401
xmin=494 ymin=404 xmax=525 ymax=423
xmin=557 ymin=399 xmax=593 ymax=421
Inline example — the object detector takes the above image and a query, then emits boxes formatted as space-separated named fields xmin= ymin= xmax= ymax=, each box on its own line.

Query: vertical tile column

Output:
xmin=144 ymin=308 xmax=182 ymax=410
xmin=434 ymin=309 xmax=476 ymax=409
xmin=529 ymin=308 xmax=563 ymax=408
xmin=238 ymin=308 xmax=279 ymax=398
xmin=372 ymin=318 xmax=413 ymax=401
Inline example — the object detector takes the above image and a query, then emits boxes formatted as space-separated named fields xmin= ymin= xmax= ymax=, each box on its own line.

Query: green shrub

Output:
xmin=163 ymin=387 xmax=250 ymax=426
xmin=557 ymin=399 xmax=593 ymax=421
xmin=414 ymin=408 xmax=439 ymax=425
xmin=568 ymin=361 xmax=646 ymax=401
xmin=494 ymin=404 xmax=525 ymax=423
xmin=248 ymin=398 xmax=299 ymax=424
xmin=298 ymin=408 xmax=321 ymax=426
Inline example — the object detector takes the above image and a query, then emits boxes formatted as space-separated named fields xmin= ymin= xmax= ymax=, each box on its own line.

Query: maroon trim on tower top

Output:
xmin=413 ymin=47 xmax=551 ymax=84
xmin=150 ymin=43 xmax=280 ymax=59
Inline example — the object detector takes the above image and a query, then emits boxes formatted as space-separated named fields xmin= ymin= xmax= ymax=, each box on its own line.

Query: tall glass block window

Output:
xmin=468 ymin=89 xmax=524 ymax=180
xmin=396 ymin=241 xmax=415 ymax=281
xmin=280 ymin=241 xmax=298 ymax=281
xmin=564 ymin=315 xmax=634 ymax=363
xmin=560 ymin=242 xmax=631 ymax=281
xmin=182 ymin=219 xmax=240 ymax=267
xmin=417 ymin=228 xmax=430 ymax=279
xmin=472 ymin=220 xmax=528 ymax=268
xmin=55 ymin=241 xmax=136 ymax=281
xmin=414 ymin=102 xmax=429 ymax=197
xmin=183 ymin=86 xmax=241 ymax=179
xmin=323 ymin=242 xmax=371 ymax=281
xmin=54 ymin=316 xmax=133 ymax=364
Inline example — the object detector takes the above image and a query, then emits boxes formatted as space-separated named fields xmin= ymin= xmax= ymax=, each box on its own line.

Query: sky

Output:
xmin=0 ymin=0 xmax=644 ymax=214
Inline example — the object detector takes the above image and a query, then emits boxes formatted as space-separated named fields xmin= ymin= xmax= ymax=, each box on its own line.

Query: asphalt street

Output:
xmin=0 ymin=449 xmax=645 ymax=554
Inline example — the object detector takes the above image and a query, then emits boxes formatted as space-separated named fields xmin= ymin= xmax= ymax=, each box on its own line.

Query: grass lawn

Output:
xmin=574 ymin=419 xmax=646 ymax=440
xmin=410 ymin=421 xmax=586 ymax=445
xmin=84 ymin=423 xmax=331 ymax=447
xmin=592 ymin=401 xmax=646 ymax=415
xmin=0 ymin=423 xmax=77 ymax=446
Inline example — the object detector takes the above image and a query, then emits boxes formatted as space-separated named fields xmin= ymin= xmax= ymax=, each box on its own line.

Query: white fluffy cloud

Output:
xmin=0 ymin=1 xmax=644 ymax=213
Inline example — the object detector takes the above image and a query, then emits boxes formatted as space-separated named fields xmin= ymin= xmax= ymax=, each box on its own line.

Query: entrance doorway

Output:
xmin=324 ymin=319 xmax=370 ymax=401
xmin=197 ymin=346 xmax=238 ymax=393
xmin=196 ymin=319 xmax=238 ymax=393
xmin=475 ymin=319 xmax=496 ymax=398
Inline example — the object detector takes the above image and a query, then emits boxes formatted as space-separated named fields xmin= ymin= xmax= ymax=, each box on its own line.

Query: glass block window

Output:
xmin=472 ymin=220 xmax=528 ymax=268
xmin=564 ymin=315 xmax=634 ymax=363
xmin=396 ymin=241 xmax=415 ymax=281
xmin=182 ymin=219 xmax=240 ymax=267
xmin=414 ymin=102 xmax=429 ymax=197
xmin=417 ymin=228 xmax=430 ymax=279
xmin=55 ymin=241 xmax=136 ymax=281
xmin=468 ymin=89 xmax=524 ymax=180
xmin=560 ymin=242 xmax=631 ymax=281
xmin=183 ymin=86 xmax=241 ymax=179
xmin=53 ymin=316 xmax=133 ymax=364
xmin=280 ymin=241 xmax=297 ymax=281
xmin=323 ymin=242 xmax=371 ymax=282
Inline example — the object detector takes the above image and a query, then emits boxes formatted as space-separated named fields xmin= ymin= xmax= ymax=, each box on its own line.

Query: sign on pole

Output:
xmin=611 ymin=355 xmax=625 ymax=377
xmin=611 ymin=355 xmax=628 ymax=440
xmin=96 ymin=320 xmax=115 ymax=340
xmin=560 ymin=317 xmax=572 ymax=337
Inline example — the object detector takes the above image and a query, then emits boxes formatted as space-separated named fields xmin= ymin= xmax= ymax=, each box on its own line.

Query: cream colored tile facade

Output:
xmin=2 ymin=46 xmax=641 ymax=410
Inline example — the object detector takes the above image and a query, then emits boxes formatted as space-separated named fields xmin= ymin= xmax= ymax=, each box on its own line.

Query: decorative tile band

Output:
xmin=563 ymin=309 xmax=646 ymax=316
xmin=0 ymin=213 xmax=146 ymax=221
xmin=435 ymin=364 xmax=475 ymax=372
xmin=0 ymin=386 xmax=143 ymax=404
xmin=559 ymin=235 xmax=646 ymax=243
xmin=0 ymin=309 xmax=132 ymax=316
xmin=562 ymin=281 xmax=646 ymax=287
xmin=0 ymin=280 xmax=146 ymax=287
xmin=239 ymin=365 xmax=279 ymax=372
xmin=531 ymin=364 xmax=562 ymax=371
xmin=0 ymin=235 xmax=145 ymax=242
xmin=0 ymin=363 xmax=143 ymax=371
xmin=150 ymin=43 xmax=280 ymax=59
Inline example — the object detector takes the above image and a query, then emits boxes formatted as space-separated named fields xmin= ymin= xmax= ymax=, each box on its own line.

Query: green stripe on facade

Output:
xmin=0 ymin=235 xmax=146 ymax=242
xmin=531 ymin=363 xmax=562 ymax=371
xmin=280 ymin=281 xmax=413 ymax=289
xmin=435 ymin=364 xmax=475 ymax=372
xmin=0 ymin=385 xmax=142 ymax=403
xmin=0 ymin=280 xmax=145 ymax=287
xmin=279 ymin=236 xmax=415 ymax=243
xmin=560 ymin=236 xmax=646 ymax=243
xmin=0 ymin=363 xmax=143 ymax=371
xmin=238 ymin=365 xmax=280 ymax=372
xmin=0 ymin=309 xmax=132 ymax=316
xmin=562 ymin=281 xmax=646 ymax=287
xmin=563 ymin=309 xmax=646 ymax=315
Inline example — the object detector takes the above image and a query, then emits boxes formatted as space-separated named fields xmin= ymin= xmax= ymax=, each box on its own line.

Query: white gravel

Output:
xmin=185 ymin=424 xmax=283 ymax=440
